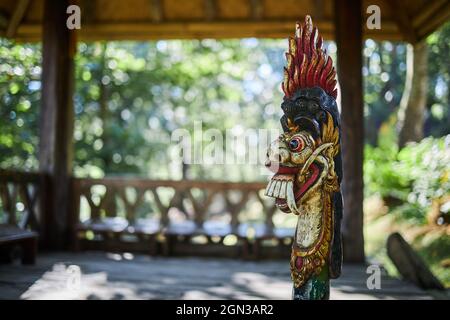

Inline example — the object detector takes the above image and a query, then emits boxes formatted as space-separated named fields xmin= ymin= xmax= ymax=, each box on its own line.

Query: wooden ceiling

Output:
xmin=0 ymin=0 xmax=449 ymax=42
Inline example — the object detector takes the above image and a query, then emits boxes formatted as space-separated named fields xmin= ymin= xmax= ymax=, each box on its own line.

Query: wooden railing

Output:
xmin=73 ymin=178 xmax=293 ymax=258
xmin=0 ymin=170 xmax=42 ymax=232
xmin=0 ymin=171 xmax=293 ymax=258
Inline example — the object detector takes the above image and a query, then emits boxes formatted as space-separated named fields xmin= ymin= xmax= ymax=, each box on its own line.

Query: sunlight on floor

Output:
xmin=0 ymin=252 xmax=433 ymax=300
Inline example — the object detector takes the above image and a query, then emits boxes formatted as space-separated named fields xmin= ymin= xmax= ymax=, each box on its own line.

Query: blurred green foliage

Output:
xmin=415 ymin=232 xmax=450 ymax=288
xmin=0 ymin=42 xmax=41 ymax=169
xmin=0 ymin=22 xmax=449 ymax=184
xmin=365 ymin=134 xmax=450 ymax=224
xmin=363 ymin=40 xmax=407 ymax=145
xmin=72 ymin=40 xmax=286 ymax=180
xmin=426 ymin=22 xmax=450 ymax=137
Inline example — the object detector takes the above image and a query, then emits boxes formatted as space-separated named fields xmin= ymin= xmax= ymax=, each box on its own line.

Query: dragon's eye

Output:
xmin=288 ymin=137 xmax=304 ymax=152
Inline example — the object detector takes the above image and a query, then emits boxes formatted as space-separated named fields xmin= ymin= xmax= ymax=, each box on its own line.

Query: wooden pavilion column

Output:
xmin=39 ymin=0 xmax=75 ymax=249
xmin=334 ymin=0 xmax=365 ymax=263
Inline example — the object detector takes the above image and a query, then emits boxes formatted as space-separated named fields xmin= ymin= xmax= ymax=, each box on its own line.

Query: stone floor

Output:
xmin=0 ymin=252 xmax=438 ymax=300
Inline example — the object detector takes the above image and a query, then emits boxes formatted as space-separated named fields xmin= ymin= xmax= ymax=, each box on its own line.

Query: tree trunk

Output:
xmin=397 ymin=41 xmax=428 ymax=148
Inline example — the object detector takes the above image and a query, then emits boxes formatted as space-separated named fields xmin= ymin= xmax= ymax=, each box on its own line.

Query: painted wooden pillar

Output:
xmin=265 ymin=16 xmax=343 ymax=299
xmin=334 ymin=0 xmax=365 ymax=263
xmin=39 ymin=0 xmax=75 ymax=249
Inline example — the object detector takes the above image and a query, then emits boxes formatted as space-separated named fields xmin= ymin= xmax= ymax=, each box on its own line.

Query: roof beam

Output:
xmin=6 ymin=0 xmax=30 ymax=38
xmin=387 ymin=1 xmax=417 ymax=43
xmin=14 ymin=20 xmax=407 ymax=42
xmin=250 ymin=0 xmax=264 ymax=20
xmin=81 ymin=0 xmax=96 ymax=24
xmin=413 ymin=0 xmax=448 ymax=29
xmin=415 ymin=1 xmax=450 ymax=41
xmin=313 ymin=0 xmax=325 ymax=20
xmin=150 ymin=0 xmax=163 ymax=23
xmin=204 ymin=0 xmax=217 ymax=21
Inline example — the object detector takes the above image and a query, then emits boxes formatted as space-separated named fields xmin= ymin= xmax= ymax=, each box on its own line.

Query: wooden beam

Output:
xmin=412 ymin=0 xmax=448 ymax=29
xmin=334 ymin=0 xmax=365 ymax=263
xmin=204 ymin=0 xmax=217 ymax=21
xmin=3 ymin=0 xmax=449 ymax=42
xmin=14 ymin=20 xmax=406 ymax=42
xmin=387 ymin=1 xmax=417 ymax=43
xmin=313 ymin=0 xmax=325 ymax=21
xmin=5 ymin=0 xmax=30 ymax=38
xmin=39 ymin=0 xmax=75 ymax=250
xmin=416 ymin=1 xmax=450 ymax=41
xmin=250 ymin=0 xmax=264 ymax=20
xmin=81 ymin=0 xmax=96 ymax=24
xmin=150 ymin=0 xmax=163 ymax=23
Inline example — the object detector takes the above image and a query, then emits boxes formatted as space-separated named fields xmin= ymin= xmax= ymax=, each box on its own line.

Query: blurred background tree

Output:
xmin=0 ymin=42 xmax=41 ymax=170
xmin=72 ymin=39 xmax=286 ymax=181
xmin=2 ymin=27 xmax=449 ymax=176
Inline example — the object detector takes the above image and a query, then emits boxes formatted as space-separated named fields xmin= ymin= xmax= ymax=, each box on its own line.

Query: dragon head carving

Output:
xmin=264 ymin=16 xmax=343 ymax=293
xmin=265 ymin=111 xmax=339 ymax=216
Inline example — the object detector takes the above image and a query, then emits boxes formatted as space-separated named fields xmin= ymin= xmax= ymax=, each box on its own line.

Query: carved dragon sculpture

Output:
xmin=264 ymin=16 xmax=343 ymax=300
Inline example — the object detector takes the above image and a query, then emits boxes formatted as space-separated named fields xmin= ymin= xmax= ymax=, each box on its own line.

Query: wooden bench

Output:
xmin=72 ymin=178 xmax=293 ymax=259
xmin=246 ymin=224 xmax=294 ymax=259
xmin=159 ymin=220 xmax=294 ymax=259
xmin=77 ymin=217 xmax=160 ymax=255
xmin=0 ymin=224 xmax=38 ymax=265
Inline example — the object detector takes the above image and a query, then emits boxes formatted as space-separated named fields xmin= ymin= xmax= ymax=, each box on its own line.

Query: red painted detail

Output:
xmin=267 ymin=164 xmax=299 ymax=175
xmin=296 ymin=256 xmax=303 ymax=270
xmin=294 ymin=163 xmax=320 ymax=199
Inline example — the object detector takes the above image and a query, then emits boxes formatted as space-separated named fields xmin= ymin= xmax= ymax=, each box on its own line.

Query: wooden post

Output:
xmin=334 ymin=0 xmax=365 ymax=263
xmin=39 ymin=0 xmax=75 ymax=249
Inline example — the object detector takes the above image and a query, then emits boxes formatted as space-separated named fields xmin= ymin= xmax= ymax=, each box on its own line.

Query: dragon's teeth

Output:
xmin=264 ymin=180 xmax=273 ymax=196
xmin=267 ymin=180 xmax=275 ymax=197
xmin=286 ymin=180 xmax=300 ymax=214
xmin=273 ymin=181 xmax=281 ymax=197
xmin=279 ymin=180 xmax=287 ymax=199
xmin=271 ymin=181 xmax=279 ymax=197
xmin=267 ymin=179 xmax=277 ymax=197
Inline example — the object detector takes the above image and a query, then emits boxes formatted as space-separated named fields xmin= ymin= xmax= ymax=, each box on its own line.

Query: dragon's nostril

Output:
xmin=278 ymin=155 xmax=282 ymax=162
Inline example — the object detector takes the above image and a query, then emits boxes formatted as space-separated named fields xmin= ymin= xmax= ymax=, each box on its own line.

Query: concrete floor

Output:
xmin=0 ymin=252 xmax=437 ymax=300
